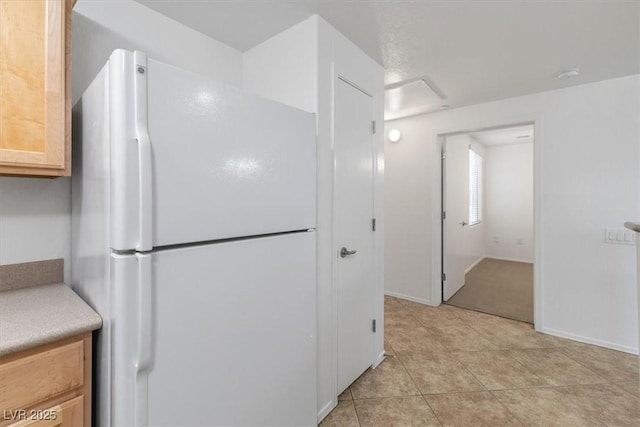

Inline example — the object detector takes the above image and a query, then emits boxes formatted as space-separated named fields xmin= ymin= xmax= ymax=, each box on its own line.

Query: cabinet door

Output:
xmin=0 ymin=0 xmax=69 ymax=176
xmin=8 ymin=397 xmax=83 ymax=427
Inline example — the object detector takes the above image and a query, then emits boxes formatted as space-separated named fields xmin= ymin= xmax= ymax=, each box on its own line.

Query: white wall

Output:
xmin=243 ymin=19 xmax=317 ymax=113
xmin=0 ymin=0 xmax=242 ymax=282
xmin=244 ymin=16 xmax=385 ymax=422
xmin=385 ymin=74 xmax=640 ymax=353
xmin=484 ymin=142 xmax=534 ymax=262
xmin=0 ymin=178 xmax=71 ymax=280
xmin=73 ymin=0 xmax=242 ymax=103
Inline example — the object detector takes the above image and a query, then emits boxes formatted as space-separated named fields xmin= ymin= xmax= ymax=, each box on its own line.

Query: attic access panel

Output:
xmin=385 ymin=78 xmax=445 ymax=119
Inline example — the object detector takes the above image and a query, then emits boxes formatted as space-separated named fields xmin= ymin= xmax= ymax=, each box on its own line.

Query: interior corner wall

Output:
xmin=244 ymin=15 xmax=385 ymax=422
xmin=384 ymin=74 xmax=640 ymax=353
xmin=0 ymin=0 xmax=243 ymax=282
xmin=484 ymin=142 xmax=534 ymax=263
xmin=243 ymin=18 xmax=318 ymax=113
xmin=73 ymin=0 xmax=243 ymax=104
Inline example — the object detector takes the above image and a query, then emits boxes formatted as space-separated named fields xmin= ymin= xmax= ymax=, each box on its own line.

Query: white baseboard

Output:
xmin=317 ymin=399 xmax=337 ymax=424
xmin=464 ymin=256 xmax=486 ymax=274
xmin=540 ymin=326 xmax=639 ymax=355
xmin=317 ymin=349 xmax=386 ymax=424
xmin=484 ymin=255 xmax=533 ymax=264
xmin=384 ymin=290 xmax=436 ymax=307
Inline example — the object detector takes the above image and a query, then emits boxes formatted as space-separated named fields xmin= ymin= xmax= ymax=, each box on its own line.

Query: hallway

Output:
xmin=320 ymin=296 xmax=640 ymax=426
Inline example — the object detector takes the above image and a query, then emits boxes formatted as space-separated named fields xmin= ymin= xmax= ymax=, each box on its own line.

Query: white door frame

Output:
xmin=317 ymin=61 xmax=384 ymax=423
xmin=432 ymin=115 xmax=543 ymax=329
xmin=330 ymin=63 xmax=385 ymax=396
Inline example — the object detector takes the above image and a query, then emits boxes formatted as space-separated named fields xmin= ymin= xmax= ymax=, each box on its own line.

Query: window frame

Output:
xmin=468 ymin=147 xmax=483 ymax=226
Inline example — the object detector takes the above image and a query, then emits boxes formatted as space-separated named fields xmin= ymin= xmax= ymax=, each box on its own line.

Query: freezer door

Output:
xmin=144 ymin=56 xmax=315 ymax=247
xmin=112 ymin=232 xmax=317 ymax=426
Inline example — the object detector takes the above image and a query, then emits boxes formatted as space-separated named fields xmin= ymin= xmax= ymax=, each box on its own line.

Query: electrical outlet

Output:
xmin=604 ymin=229 xmax=636 ymax=245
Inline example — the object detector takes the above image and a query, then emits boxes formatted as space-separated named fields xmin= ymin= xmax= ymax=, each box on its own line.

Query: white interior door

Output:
xmin=443 ymin=138 xmax=470 ymax=301
xmin=334 ymin=77 xmax=375 ymax=393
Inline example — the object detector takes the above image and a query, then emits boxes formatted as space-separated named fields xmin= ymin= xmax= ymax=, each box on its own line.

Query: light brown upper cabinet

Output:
xmin=0 ymin=0 xmax=74 ymax=177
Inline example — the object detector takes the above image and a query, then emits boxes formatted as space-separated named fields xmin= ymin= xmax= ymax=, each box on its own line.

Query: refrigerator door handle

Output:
xmin=135 ymin=252 xmax=152 ymax=427
xmin=134 ymin=51 xmax=152 ymax=252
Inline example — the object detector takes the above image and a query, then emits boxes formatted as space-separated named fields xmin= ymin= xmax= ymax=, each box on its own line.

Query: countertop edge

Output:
xmin=0 ymin=321 xmax=101 ymax=357
xmin=0 ymin=283 xmax=102 ymax=358
xmin=624 ymin=222 xmax=640 ymax=233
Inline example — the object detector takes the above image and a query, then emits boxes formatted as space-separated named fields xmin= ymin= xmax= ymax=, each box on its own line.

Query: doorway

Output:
xmin=334 ymin=77 xmax=376 ymax=393
xmin=441 ymin=124 xmax=535 ymax=323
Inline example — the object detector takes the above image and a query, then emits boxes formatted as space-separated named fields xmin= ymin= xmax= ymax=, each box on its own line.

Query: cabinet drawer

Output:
xmin=0 ymin=341 xmax=83 ymax=413
xmin=7 ymin=396 xmax=83 ymax=427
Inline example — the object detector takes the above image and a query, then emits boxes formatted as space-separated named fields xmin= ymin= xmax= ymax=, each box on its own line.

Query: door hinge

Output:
xmin=372 ymin=218 xmax=376 ymax=231
xmin=441 ymin=151 xmax=446 ymax=160
xmin=372 ymin=319 xmax=377 ymax=333
xmin=372 ymin=120 xmax=376 ymax=134
xmin=442 ymin=211 xmax=446 ymax=220
xmin=442 ymin=273 xmax=446 ymax=281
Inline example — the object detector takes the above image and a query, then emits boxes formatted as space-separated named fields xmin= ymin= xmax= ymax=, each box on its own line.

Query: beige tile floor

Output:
xmin=320 ymin=296 xmax=640 ymax=427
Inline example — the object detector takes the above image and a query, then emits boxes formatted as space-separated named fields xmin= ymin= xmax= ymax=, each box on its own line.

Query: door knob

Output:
xmin=460 ymin=221 xmax=468 ymax=226
xmin=340 ymin=247 xmax=357 ymax=258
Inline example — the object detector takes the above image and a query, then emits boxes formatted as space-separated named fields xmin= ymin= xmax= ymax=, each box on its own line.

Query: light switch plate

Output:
xmin=604 ymin=228 xmax=636 ymax=245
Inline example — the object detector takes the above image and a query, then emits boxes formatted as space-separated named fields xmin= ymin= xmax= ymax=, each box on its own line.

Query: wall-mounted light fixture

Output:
xmin=556 ymin=68 xmax=580 ymax=80
xmin=388 ymin=128 xmax=402 ymax=143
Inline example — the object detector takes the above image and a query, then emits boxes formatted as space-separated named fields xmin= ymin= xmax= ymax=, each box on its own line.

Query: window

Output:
xmin=469 ymin=148 xmax=482 ymax=225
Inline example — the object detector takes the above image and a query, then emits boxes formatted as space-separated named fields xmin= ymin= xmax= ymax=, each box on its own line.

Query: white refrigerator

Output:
xmin=71 ymin=50 xmax=317 ymax=426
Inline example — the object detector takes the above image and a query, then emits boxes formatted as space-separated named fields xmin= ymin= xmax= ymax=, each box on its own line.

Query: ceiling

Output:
xmin=469 ymin=125 xmax=534 ymax=147
xmin=136 ymin=0 xmax=639 ymax=119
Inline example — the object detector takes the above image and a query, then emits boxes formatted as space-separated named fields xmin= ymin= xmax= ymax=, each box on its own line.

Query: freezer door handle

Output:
xmin=134 ymin=51 xmax=152 ymax=252
xmin=135 ymin=252 xmax=152 ymax=427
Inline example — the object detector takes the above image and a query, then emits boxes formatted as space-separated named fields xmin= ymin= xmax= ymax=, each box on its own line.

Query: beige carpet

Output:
xmin=446 ymin=258 xmax=533 ymax=323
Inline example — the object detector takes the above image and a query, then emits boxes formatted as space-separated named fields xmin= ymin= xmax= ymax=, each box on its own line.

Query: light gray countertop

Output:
xmin=624 ymin=222 xmax=640 ymax=233
xmin=0 ymin=283 xmax=102 ymax=356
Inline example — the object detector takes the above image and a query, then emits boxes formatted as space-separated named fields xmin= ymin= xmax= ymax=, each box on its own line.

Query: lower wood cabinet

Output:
xmin=0 ymin=333 xmax=92 ymax=427
xmin=7 ymin=397 xmax=83 ymax=427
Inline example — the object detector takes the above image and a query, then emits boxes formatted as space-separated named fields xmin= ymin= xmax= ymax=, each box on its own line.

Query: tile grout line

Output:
xmin=387 ymin=311 xmax=446 ymax=427
xmin=610 ymin=381 xmax=640 ymax=399
xmin=487 ymin=389 xmax=528 ymax=427
xmin=488 ymin=383 xmax=620 ymax=426
xmin=519 ymin=348 xmax=610 ymax=386
xmin=453 ymin=355 xmax=490 ymax=392
xmin=555 ymin=346 xmax=629 ymax=384
xmin=396 ymin=300 xmax=512 ymax=398
xmin=458 ymin=313 xmax=617 ymax=388
xmin=350 ymin=398 xmax=363 ymax=427
xmin=420 ymin=394 xmax=444 ymax=427
xmin=390 ymin=304 xmax=459 ymax=427
xmin=393 ymin=346 xmax=431 ymax=397
xmin=483 ymin=348 xmax=551 ymax=388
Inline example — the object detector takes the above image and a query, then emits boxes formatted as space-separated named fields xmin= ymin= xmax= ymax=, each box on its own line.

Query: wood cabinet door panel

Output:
xmin=0 ymin=0 xmax=66 ymax=172
xmin=0 ymin=340 xmax=83 ymax=413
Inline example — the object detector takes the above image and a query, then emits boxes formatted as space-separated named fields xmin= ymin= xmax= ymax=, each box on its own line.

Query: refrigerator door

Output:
xmin=111 ymin=232 xmax=317 ymax=426
xmin=112 ymin=51 xmax=316 ymax=250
